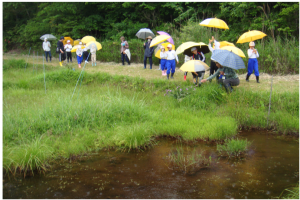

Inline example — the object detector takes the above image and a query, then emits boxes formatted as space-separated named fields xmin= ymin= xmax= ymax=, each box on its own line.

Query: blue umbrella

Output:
xmin=211 ymin=49 xmax=245 ymax=70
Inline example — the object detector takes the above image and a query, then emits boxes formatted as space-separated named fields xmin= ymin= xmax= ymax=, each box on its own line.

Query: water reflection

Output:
xmin=3 ymin=131 xmax=299 ymax=199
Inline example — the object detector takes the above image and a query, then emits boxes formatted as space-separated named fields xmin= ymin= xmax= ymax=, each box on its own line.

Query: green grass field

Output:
xmin=3 ymin=55 xmax=299 ymax=176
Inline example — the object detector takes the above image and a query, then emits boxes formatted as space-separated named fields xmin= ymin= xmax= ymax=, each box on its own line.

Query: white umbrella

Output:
xmin=135 ymin=28 xmax=155 ymax=40
xmin=40 ymin=34 xmax=56 ymax=41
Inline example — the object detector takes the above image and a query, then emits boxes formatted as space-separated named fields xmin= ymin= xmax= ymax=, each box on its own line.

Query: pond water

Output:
xmin=3 ymin=131 xmax=299 ymax=199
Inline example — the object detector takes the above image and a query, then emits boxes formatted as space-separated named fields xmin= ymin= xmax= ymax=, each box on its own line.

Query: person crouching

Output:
xmin=190 ymin=47 xmax=206 ymax=86
xmin=165 ymin=44 xmax=179 ymax=79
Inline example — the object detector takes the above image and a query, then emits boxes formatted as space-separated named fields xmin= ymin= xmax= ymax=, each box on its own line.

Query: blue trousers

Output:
xmin=77 ymin=55 xmax=83 ymax=64
xmin=121 ymin=53 xmax=130 ymax=65
xmin=166 ymin=59 xmax=176 ymax=74
xmin=144 ymin=56 xmax=152 ymax=69
xmin=247 ymin=58 xmax=259 ymax=76
xmin=44 ymin=51 xmax=52 ymax=61
xmin=161 ymin=59 xmax=167 ymax=70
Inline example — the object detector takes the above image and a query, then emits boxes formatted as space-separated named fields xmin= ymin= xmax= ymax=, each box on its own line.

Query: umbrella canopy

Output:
xmin=211 ymin=49 xmax=245 ymax=70
xmin=81 ymin=36 xmax=96 ymax=44
xmin=178 ymin=42 xmax=210 ymax=57
xmin=63 ymin=37 xmax=73 ymax=45
xmin=150 ymin=35 xmax=171 ymax=47
xmin=154 ymin=43 xmax=175 ymax=59
xmin=73 ymin=39 xmax=81 ymax=46
xmin=237 ymin=30 xmax=267 ymax=44
xmin=199 ymin=18 xmax=229 ymax=30
xmin=71 ymin=44 xmax=85 ymax=52
xmin=135 ymin=28 xmax=155 ymax=40
xmin=176 ymin=42 xmax=197 ymax=55
xmin=219 ymin=41 xmax=235 ymax=48
xmin=157 ymin=31 xmax=174 ymax=45
xmin=86 ymin=41 xmax=102 ymax=50
xmin=180 ymin=60 xmax=210 ymax=72
xmin=40 ymin=34 xmax=56 ymax=41
xmin=220 ymin=46 xmax=246 ymax=58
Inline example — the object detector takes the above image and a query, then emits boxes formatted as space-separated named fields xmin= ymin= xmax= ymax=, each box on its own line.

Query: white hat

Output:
xmin=67 ymin=40 xmax=70 ymax=43
xmin=44 ymin=38 xmax=47 ymax=41
xmin=191 ymin=47 xmax=197 ymax=52
xmin=160 ymin=46 xmax=165 ymax=49
xmin=79 ymin=42 xmax=82 ymax=45
xmin=167 ymin=44 xmax=172 ymax=48
xmin=249 ymin=41 xmax=255 ymax=46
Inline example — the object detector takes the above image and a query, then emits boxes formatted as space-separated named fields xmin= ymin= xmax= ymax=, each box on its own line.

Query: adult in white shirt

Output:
xmin=160 ymin=46 xmax=167 ymax=76
xmin=42 ymin=38 xmax=52 ymax=62
xmin=246 ymin=41 xmax=260 ymax=83
xmin=165 ymin=44 xmax=179 ymax=79
xmin=208 ymin=36 xmax=220 ymax=81
xmin=64 ymin=40 xmax=72 ymax=63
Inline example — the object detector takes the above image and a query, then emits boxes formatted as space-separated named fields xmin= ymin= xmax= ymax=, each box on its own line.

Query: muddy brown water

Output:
xmin=3 ymin=131 xmax=299 ymax=199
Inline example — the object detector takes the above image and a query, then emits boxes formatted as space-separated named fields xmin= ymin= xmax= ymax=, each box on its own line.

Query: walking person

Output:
xmin=143 ymin=36 xmax=154 ymax=69
xmin=246 ymin=41 xmax=260 ymax=83
xmin=76 ymin=42 xmax=83 ymax=68
xmin=83 ymin=44 xmax=89 ymax=63
xmin=57 ymin=36 xmax=66 ymax=66
xmin=165 ymin=44 xmax=179 ymax=79
xmin=43 ymin=38 xmax=52 ymax=62
xmin=201 ymin=61 xmax=240 ymax=93
xmin=160 ymin=46 xmax=167 ymax=76
xmin=120 ymin=36 xmax=130 ymax=65
xmin=189 ymin=47 xmax=206 ymax=86
xmin=208 ymin=36 xmax=220 ymax=81
xmin=64 ymin=40 xmax=72 ymax=63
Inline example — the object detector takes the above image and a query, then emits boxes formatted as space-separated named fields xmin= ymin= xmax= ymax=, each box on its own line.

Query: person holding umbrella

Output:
xmin=160 ymin=46 xmax=167 ymax=76
xmin=246 ymin=41 xmax=260 ymax=83
xmin=120 ymin=36 xmax=130 ymax=65
xmin=208 ymin=36 xmax=220 ymax=81
xmin=57 ymin=36 xmax=66 ymax=66
xmin=165 ymin=44 xmax=179 ymax=79
xmin=188 ymin=47 xmax=206 ymax=86
xmin=143 ymin=36 xmax=154 ymax=69
xmin=76 ymin=42 xmax=84 ymax=68
xmin=201 ymin=61 xmax=240 ymax=92
xmin=42 ymin=38 xmax=52 ymax=62
xmin=64 ymin=40 xmax=72 ymax=63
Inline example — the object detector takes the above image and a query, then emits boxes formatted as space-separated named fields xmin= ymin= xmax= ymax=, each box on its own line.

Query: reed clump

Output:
xmin=217 ymin=138 xmax=251 ymax=157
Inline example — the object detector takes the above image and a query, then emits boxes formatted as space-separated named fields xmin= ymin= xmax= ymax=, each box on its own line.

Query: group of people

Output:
xmin=43 ymin=35 xmax=260 ymax=93
xmin=43 ymin=36 xmax=97 ymax=68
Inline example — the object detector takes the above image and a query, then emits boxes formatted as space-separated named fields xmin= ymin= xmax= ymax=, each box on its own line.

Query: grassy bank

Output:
xmin=3 ymin=57 xmax=299 ymax=176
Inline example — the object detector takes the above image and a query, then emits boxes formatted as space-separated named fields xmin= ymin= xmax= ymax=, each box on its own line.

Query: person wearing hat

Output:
xmin=201 ymin=61 xmax=240 ymax=93
xmin=76 ymin=42 xmax=84 ymax=68
xmin=57 ymin=36 xmax=66 ymax=66
xmin=143 ymin=36 xmax=154 ymax=69
xmin=208 ymin=36 xmax=220 ymax=82
xmin=246 ymin=41 xmax=260 ymax=83
xmin=42 ymin=38 xmax=52 ymax=62
xmin=188 ymin=47 xmax=206 ymax=86
xmin=160 ymin=46 xmax=167 ymax=76
xmin=83 ymin=44 xmax=89 ymax=63
xmin=120 ymin=36 xmax=130 ymax=65
xmin=64 ymin=40 xmax=73 ymax=63
xmin=165 ymin=44 xmax=179 ymax=79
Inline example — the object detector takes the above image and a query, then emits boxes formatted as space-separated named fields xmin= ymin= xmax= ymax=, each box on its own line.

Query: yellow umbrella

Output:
xmin=154 ymin=43 xmax=175 ymax=59
xmin=219 ymin=41 xmax=235 ymax=48
xmin=221 ymin=46 xmax=246 ymax=58
xmin=71 ymin=45 xmax=85 ymax=52
xmin=237 ymin=30 xmax=267 ymax=44
xmin=176 ymin=41 xmax=197 ymax=55
xmin=86 ymin=41 xmax=102 ymax=50
xmin=180 ymin=60 xmax=210 ymax=72
xmin=199 ymin=18 xmax=229 ymax=30
xmin=63 ymin=37 xmax=73 ymax=45
xmin=81 ymin=36 xmax=96 ymax=44
xmin=150 ymin=35 xmax=171 ymax=47
xmin=73 ymin=39 xmax=81 ymax=46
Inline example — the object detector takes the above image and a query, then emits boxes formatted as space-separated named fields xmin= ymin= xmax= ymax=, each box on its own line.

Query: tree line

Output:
xmin=3 ymin=2 xmax=299 ymax=51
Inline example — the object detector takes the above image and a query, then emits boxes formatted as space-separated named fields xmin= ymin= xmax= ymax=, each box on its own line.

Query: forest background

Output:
xmin=3 ymin=2 xmax=299 ymax=74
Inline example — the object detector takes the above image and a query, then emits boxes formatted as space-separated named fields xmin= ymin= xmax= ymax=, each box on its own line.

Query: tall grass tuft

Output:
xmin=217 ymin=138 xmax=251 ymax=157
xmin=278 ymin=183 xmax=299 ymax=199
xmin=3 ymin=59 xmax=27 ymax=70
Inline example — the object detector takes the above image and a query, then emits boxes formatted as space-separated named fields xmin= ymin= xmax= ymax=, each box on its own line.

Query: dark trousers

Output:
xmin=44 ymin=51 xmax=52 ymax=62
xmin=83 ymin=51 xmax=89 ymax=61
xmin=210 ymin=60 xmax=219 ymax=80
xmin=218 ymin=78 xmax=240 ymax=92
xmin=66 ymin=52 xmax=72 ymax=62
xmin=144 ymin=56 xmax=152 ymax=69
xmin=59 ymin=52 xmax=66 ymax=62
xmin=121 ymin=53 xmax=130 ymax=65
